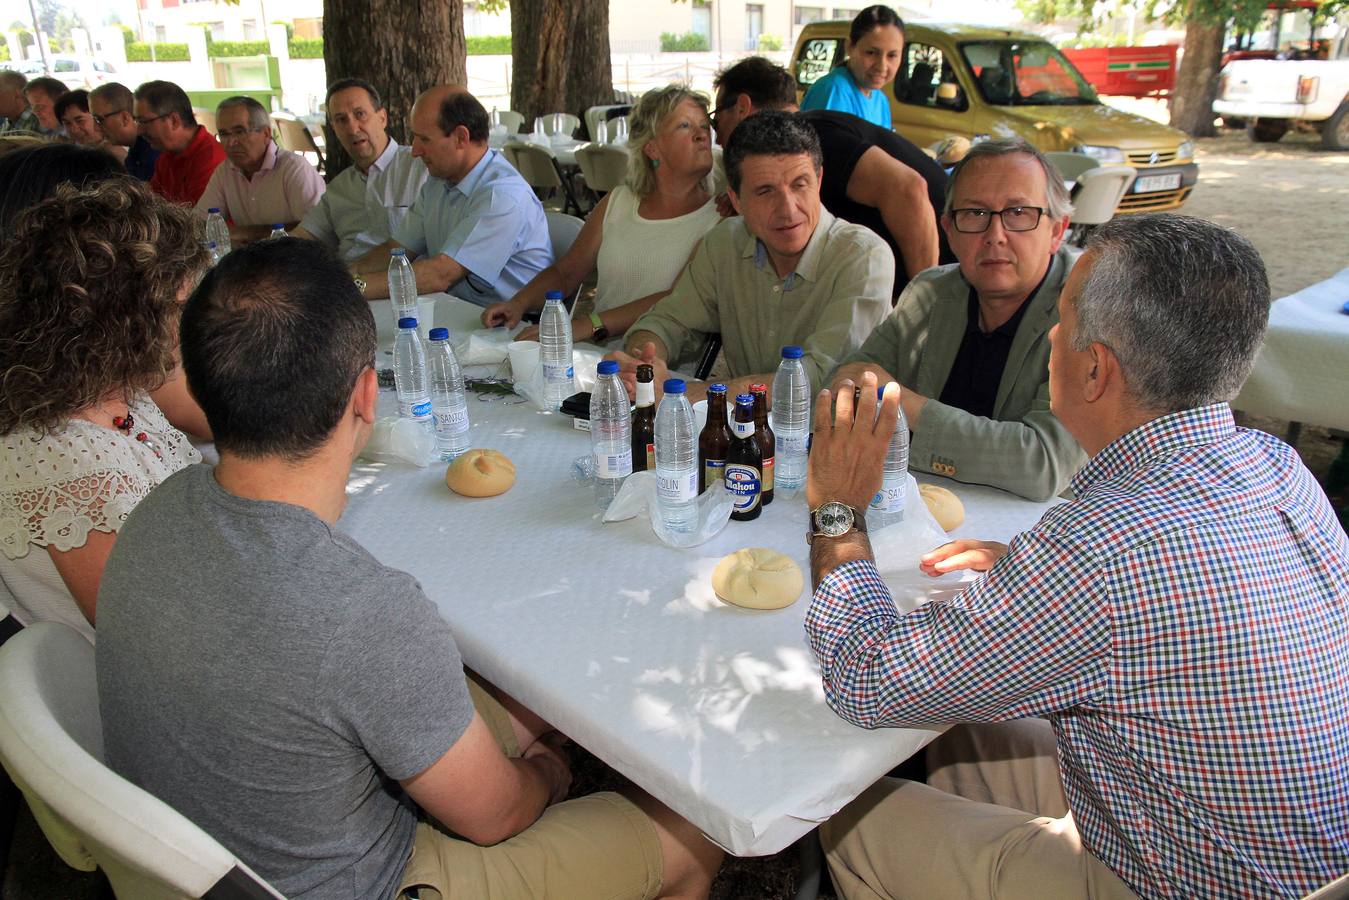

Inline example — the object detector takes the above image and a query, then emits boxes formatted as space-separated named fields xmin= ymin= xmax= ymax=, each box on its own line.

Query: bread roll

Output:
xmin=919 ymin=483 xmax=964 ymax=531
xmin=446 ymin=449 xmax=516 ymax=497
xmin=712 ymin=548 xmax=804 ymax=610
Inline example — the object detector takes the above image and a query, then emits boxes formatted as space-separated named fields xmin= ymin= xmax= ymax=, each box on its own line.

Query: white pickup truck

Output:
xmin=1213 ymin=30 xmax=1349 ymax=150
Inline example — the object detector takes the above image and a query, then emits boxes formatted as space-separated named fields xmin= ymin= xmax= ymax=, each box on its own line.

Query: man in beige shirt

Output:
xmin=609 ymin=110 xmax=892 ymax=402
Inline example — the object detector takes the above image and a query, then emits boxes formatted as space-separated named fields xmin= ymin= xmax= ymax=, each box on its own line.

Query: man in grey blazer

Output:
xmin=832 ymin=138 xmax=1085 ymax=501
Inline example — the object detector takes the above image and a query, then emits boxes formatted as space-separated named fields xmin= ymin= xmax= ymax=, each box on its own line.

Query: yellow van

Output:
xmin=792 ymin=21 xmax=1199 ymax=212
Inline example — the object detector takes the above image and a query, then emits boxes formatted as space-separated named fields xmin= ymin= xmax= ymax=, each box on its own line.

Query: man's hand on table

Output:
xmin=606 ymin=342 xmax=669 ymax=402
xmin=919 ymin=540 xmax=1008 ymax=577
xmin=522 ymin=731 xmax=572 ymax=805
xmin=482 ymin=297 xmax=528 ymax=330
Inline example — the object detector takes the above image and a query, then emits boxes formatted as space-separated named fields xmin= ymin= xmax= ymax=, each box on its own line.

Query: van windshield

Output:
xmin=959 ymin=40 xmax=1099 ymax=105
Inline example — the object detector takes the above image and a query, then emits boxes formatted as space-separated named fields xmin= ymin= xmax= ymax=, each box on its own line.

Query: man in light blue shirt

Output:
xmin=352 ymin=85 xmax=551 ymax=307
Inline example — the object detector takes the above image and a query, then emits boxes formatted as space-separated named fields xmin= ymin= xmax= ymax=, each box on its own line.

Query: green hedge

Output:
xmin=0 ymin=44 xmax=8 ymax=62
xmin=467 ymin=35 xmax=511 ymax=54
xmin=207 ymin=40 xmax=270 ymax=57
xmin=660 ymin=31 xmax=710 ymax=52
xmin=289 ymin=37 xmax=323 ymax=58
xmin=126 ymin=42 xmax=190 ymax=62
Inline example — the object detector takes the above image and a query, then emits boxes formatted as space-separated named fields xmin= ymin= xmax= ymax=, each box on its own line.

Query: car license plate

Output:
xmin=1133 ymin=174 xmax=1182 ymax=193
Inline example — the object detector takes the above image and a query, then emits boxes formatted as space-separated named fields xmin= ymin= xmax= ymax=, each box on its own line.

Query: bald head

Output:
xmin=413 ymin=85 xmax=489 ymax=143
xmin=408 ymin=85 xmax=490 ymax=181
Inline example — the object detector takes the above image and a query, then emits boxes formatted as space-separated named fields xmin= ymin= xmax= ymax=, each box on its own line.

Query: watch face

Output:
xmin=816 ymin=501 xmax=854 ymax=537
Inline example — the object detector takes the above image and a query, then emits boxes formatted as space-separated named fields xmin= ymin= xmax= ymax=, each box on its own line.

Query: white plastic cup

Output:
xmin=417 ymin=297 xmax=437 ymax=341
xmin=508 ymin=339 xmax=541 ymax=383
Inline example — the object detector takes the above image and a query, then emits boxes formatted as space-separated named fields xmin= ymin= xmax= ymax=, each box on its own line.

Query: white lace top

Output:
xmin=0 ymin=395 xmax=200 ymax=641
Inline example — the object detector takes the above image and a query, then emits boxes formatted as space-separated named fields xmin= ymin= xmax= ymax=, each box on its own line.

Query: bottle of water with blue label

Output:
xmin=427 ymin=327 xmax=469 ymax=460
xmin=269 ymin=223 xmax=288 ymax=240
xmin=590 ymin=360 xmax=632 ymax=508
xmin=654 ymin=379 xmax=699 ymax=533
xmin=539 ymin=290 xmax=574 ymax=409
xmin=869 ymin=386 xmax=909 ymax=529
xmin=388 ymin=248 xmax=418 ymax=331
xmin=393 ymin=317 xmax=432 ymax=434
xmin=205 ymin=208 xmax=231 ymax=256
xmin=771 ymin=346 xmax=811 ymax=489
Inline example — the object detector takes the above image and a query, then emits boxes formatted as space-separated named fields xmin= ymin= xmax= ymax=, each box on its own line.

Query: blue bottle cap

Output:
xmin=429 ymin=327 xmax=449 ymax=341
xmin=663 ymin=379 xmax=686 ymax=394
xmin=391 ymin=247 xmax=406 ymax=256
xmin=272 ymin=224 xmax=284 ymax=229
xmin=781 ymin=345 xmax=804 ymax=359
xmin=597 ymin=359 xmax=619 ymax=375
xmin=544 ymin=290 xmax=564 ymax=301
xmin=708 ymin=383 xmax=727 ymax=394
xmin=735 ymin=393 xmax=754 ymax=406
xmin=208 ymin=207 xmax=221 ymax=214
xmin=397 ymin=317 xmax=418 ymax=329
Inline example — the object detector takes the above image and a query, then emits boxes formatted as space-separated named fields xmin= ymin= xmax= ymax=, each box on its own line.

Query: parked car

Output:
xmin=1213 ymin=28 xmax=1349 ymax=149
xmin=792 ymin=20 xmax=1199 ymax=213
xmin=14 ymin=57 xmax=119 ymax=91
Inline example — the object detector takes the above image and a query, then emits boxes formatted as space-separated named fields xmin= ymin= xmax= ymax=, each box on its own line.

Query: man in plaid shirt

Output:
xmin=805 ymin=213 xmax=1349 ymax=899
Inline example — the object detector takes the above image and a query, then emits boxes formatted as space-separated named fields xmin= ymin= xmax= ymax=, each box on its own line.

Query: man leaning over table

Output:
xmin=803 ymin=213 xmax=1349 ymax=900
xmin=194 ymin=95 xmax=326 ymax=245
xmin=97 ymin=237 xmax=722 ymax=900
xmin=609 ymin=109 xmax=892 ymax=403
xmin=349 ymin=85 xmax=552 ymax=308
xmin=293 ymin=77 xmax=428 ymax=262
xmin=832 ymin=138 xmax=1086 ymax=502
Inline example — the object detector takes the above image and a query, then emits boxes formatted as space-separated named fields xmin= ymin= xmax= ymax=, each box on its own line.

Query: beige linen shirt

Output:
xmin=629 ymin=209 xmax=893 ymax=393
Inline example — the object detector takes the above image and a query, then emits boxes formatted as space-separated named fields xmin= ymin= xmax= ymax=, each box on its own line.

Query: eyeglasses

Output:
xmin=709 ymin=101 xmax=735 ymax=127
xmin=217 ymin=127 xmax=266 ymax=142
xmin=950 ymin=206 xmax=1046 ymax=234
xmin=92 ymin=110 xmax=128 ymax=126
xmin=134 ymin=113 xmax=169 ymax=126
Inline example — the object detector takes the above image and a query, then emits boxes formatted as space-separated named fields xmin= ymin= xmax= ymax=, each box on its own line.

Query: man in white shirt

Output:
xmin=293 ymin=78 xmax=428 ymax=262
xmin=195 ymin=96 xmax=326 ymax=244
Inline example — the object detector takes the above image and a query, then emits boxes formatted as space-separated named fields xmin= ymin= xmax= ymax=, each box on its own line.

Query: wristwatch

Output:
xmin=588 ymin=311 xmax=609 ymax=343
xmin=807 ymin=501 xmax=867 ymax=544
xmin=352 ymin=274 xmax=368 ymax=295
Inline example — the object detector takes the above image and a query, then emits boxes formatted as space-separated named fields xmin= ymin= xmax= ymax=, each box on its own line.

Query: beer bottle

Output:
xmin=631 ymin=365 xmax=656 ymax=472
xmin=698 ymin=383 xmax=731 ymax=493
xmin=725 ymin=394 xmax=762 ymax=521
xmin=749 ymin=383 xmax=774 ymax=506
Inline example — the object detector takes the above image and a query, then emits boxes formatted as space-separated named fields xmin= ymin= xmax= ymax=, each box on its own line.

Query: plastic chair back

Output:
xmin=0 ymin=622 xmax=284 ymax=899
xmin=575 ymin=143 xmax=629 ymax=194
xmin=273 ymin=114 xmax=324 ymax=173
xmin=546 ymin=210 xmax=584 ymax=261
xmin=605 ymin=116 xmax=630 ymax=143
xmin=192 ymin=107 xmax=216 ymax=135
xmin=507 ymin=141 xmax=564 ymax=190
xmin=534 ymin=112 xmax=580 ymax=138
xmin=495 ymin=109 xmax=525 ymax=134
xmin=1071 ymin=165 xmax=1137 ymax=226
xmin=1045 ymin=151 xmax=1100 ymax=182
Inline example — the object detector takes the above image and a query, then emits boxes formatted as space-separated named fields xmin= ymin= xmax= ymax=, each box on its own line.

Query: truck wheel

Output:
xmin=1248 ymin=118 xmax=1288 ymax=142
xmin=1323 ymin=103 xmax=1349 ymax=151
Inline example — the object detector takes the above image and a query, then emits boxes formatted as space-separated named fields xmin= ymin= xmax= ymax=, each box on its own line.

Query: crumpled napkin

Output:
xmin=359 ymin=417 xmax=434 ymax=467
xmin=451 ymin=327 xmax=519 ymax=367
xmin=599 ymin=470 xmax=734 ymax=548
xmin=513 ymin=346 xmax=606 ymax=411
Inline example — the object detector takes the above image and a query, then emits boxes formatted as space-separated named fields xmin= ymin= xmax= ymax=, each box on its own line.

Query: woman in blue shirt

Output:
xmin=800 ymin=5 xmax=905 ymax=130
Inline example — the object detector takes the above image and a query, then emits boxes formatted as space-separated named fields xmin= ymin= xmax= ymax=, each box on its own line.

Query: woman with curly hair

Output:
xmin=0 ymin=177 xmax=209 ymax=641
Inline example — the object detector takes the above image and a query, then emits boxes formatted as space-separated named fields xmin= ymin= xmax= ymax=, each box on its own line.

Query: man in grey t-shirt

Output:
xmin=97 ymin=238 xmax=721 ymax=899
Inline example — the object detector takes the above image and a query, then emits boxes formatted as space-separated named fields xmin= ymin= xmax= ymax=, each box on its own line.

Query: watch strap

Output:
xmin=588 ymin=311 xmax=609 ymax=342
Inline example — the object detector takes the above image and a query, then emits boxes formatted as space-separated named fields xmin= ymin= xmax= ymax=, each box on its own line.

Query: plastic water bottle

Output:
xmin=269 ymin=223 xmax=288 ymax=240
xmin=869 ymin=387 xmax=909 ymax=529
xmin=771 ymin=346 xmax=811 ymax=490
xmin=427 ymin=327 xmax=469 ymax=460
xmin=590 ymin=360 xmax=632 ymax=508
xmin=538 ymin=290 xmax=574 ymax=409
xmin=393 ymin=317 xmax=432 ymax=434
xmin=202 ymin=240 xmax=222 ymax=266
xmin=205 ymin=208 xmax=231 ymax=256
xmin=654 ymin=379 xmax=699 ymax=533
xmin=388 ymin=248 xmax=418 ymax=331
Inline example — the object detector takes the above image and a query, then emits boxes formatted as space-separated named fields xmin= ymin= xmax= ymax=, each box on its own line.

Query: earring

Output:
xmin=651 ymin=158 xmax=660 ymax=169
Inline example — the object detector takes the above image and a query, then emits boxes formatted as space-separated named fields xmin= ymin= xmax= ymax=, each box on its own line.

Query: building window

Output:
xmin=745 ymin=3 xmax=763 ymax=51
xmin=795 ymin=6 xmax=826 ymax=25
xmin=692 ymin=1 xmax=712 ymax=42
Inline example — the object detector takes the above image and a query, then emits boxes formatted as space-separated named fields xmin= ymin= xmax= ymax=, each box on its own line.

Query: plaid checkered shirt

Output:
xmin=807 ymin=404 xmax=1349 ymax=898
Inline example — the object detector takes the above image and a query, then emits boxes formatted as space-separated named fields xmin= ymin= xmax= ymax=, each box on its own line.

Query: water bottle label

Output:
xmin=724 ymin=464 xmax=761 ymax=511
xmin=543 ymin=362 xmax=574 ymax=385
xmin=870 ymin=484 xmax=905 ymax=512
xmin=399 ymin=398 xmax=432 ymax=419
xmin=732 ymin=420 xmax=754 ymax=439
xmin=434 ymin=407 xmax=469 ymax=434
xmin=657 ymin=471 xmax=698 ymax=503
xmin=594 ymin=448 xmax=633 ymax=478
xmin=778 ymin=434 xmax=807 ymax=454
xmin=703 ymin=459 xmax=726 ymax=489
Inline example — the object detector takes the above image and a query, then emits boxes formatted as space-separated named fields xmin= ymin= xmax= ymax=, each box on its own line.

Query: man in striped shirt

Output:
xmin=805 ymin=213 xmax=1348 ymax=899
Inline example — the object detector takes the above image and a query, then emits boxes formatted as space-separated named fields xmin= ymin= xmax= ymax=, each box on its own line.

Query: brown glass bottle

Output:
xmin=697 ymin=383 xmax=731 ymax=493
xmin=725 ymin=394 xmax=762 ymax=521
xmin=748 ymin=383 xmax=774 ymax=506
xmin=631 ymin=365 xmax=655 ymax=472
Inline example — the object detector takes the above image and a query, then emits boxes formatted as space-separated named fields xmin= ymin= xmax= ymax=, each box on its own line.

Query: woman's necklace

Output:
xmin=111 ymin=406 xmax=163 ymax=461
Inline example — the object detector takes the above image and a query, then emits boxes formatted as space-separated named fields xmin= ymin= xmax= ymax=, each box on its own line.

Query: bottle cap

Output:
xmin=663 ymin=379 xmax=686 ymax=394
xmin=781 ymin=346 xmax=804 ymax=359
xmin=735 ymin=394 xmax=754 ymax=406
xmin=205 ymin=240 xmax=217 ymax=249
xmin=208 ymin=207 xmax=221 ymax=214
xmin=429 ymin=327 xmax=450 ymax=341
xmin=397 ymin=317 xmax=418 ymax=329
xmin=749 ymin=383 xmax=767 ymax=393
xmin=391 ymin=247 xmax=406 ymax=257
xmin=708 ymin=383 xmax=727 ymax=394
xmin=597 ymin=360 xmax=619 ymax=375
xmin=271 ymin=224 xmax=284 ymax=229
xmin=544 ymin=290 xmax=564 ymax=301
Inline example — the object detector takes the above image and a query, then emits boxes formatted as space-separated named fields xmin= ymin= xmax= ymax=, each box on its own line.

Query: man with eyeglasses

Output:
xmin=830 ymin=138 xmax=1085 ymax=501
xmin=134 ymin=80 xmax=226 ymax=205
xmin=90 ymin=83 xmax=160 ymax=180
xmin=195 ymin=95 xmax=326 ymax=244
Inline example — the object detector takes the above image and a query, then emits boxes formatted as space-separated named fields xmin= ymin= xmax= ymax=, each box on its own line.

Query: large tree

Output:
xmin=507 ymin=0 xmax=614 ymax=136
xmin=321 ymin=0 xmax=467 ymax=175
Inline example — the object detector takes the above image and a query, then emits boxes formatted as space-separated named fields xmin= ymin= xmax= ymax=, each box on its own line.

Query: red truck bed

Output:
xmin=1062 ymin=45 xmax=1178 ymax=97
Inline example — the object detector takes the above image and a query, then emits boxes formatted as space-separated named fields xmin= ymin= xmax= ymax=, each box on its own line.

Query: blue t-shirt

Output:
xmin=800 ymin=66 xmax=892 ymax=130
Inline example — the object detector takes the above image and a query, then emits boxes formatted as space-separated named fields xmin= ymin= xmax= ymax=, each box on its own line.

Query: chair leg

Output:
xmin=794 ymin=828 xmax=825 ymax=900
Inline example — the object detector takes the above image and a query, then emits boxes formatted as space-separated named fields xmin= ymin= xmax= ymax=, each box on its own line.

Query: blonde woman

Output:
xmin=481 ymin=85 xmax=721 ymax=344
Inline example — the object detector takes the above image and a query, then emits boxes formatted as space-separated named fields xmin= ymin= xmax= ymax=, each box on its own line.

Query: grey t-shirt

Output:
xmin=98 ymin=464 xmax=474 ymax=900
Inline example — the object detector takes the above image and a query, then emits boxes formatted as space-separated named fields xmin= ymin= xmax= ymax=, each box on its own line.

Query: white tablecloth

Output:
xmin=342 ymin=297 xmax=1058 ymax=856
xmin=1234 ymin=267 xmax=1349 ymax=432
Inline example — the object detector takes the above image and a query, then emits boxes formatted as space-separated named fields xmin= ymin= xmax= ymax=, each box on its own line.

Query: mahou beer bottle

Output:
xmin=749 ymin=383 xmax=774 ymax=506
xmin=698 ymin=383 xmax=731 ymax=493
xmin=725 ymin=394 xmax=762 ymax=521
xmin=631 ymin=365 xmax=656 ymax=472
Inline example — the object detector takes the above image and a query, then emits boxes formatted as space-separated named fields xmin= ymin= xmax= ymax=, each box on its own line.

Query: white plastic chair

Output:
xmin=507 ymin=140 xmax=582 ymax=215
xmin=1044 ymin=150 xmax=1100 ymax=183
xmin=534 ymin=112 xmax=579 ymax=138
xmin=1067 ymin=164 xmax=1136 ymax=246
xmin=546 ymin=210 xmax=584 ymax=262
xmin=273 ymin=113 xmax=324 ymax=173
xmin=0 ymin=622 xmax=285 ymax=899
xmin=494 ymin=109 xmax=525 ymax=134
xmin=574 ymin=143 xmax=629 ymax=196
xmin=191 ymin=106 xmax=216 ymax=135
xmin=605 ymin=115 xmax=630 ymax=143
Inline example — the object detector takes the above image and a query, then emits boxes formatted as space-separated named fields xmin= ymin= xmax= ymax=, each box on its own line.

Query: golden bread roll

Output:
xmin=445 ymin=449 xmax=516 ymax=497
xmin=712 ymin=548 xmax=804 ymax=610
xmin=919 ymin=483 xmax=964 ymax=531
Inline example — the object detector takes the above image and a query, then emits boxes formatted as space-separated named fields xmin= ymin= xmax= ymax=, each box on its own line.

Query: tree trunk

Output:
xmin=1169 ymin=19 xmax=1224 ymax=137
xmin=321 ymin=0 xmax=466 ymax=176
xmin=510 ymin=0 xmax=614 ymax=137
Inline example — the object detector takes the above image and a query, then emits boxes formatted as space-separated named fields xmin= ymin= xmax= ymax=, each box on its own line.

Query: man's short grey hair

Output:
xmin=943 ymin=137 xmax=1074 ymax=221
xmin=0 ymin=70 xmax=27 ymax=92
xmin=216 ymin=95 xmax=270 ymax=131
xmin=1076 ymin=213 xmax=1270 ymax=413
